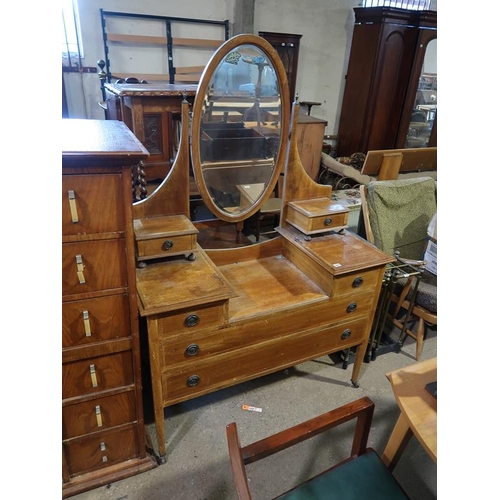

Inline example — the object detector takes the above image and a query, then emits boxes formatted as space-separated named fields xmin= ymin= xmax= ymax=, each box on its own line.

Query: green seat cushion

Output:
xmin=276 ymin=450 xmax=409 ymax=500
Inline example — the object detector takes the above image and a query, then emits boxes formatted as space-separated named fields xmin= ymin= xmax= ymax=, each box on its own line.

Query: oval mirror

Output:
xmin=191 ymin=34 xmax=290 ymax=222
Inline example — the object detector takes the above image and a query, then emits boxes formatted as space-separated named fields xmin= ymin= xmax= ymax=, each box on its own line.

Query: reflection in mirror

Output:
xmin=405 ymin=38 xmax=437 ymax=148
xmin=198 ymin=43 xmax=282 ymax=216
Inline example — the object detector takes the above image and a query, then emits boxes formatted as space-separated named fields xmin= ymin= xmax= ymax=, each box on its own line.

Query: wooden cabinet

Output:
xmin=336 ymin=7 xmax=437 ymax=157
xmin=296 ymin=115 xmax=328 ymax=182
xmin=62 ymin=119 xmax=156 ymax=497
xmin=258 ymin=31 xmax=302 ymax=108
xmin=103 ymin=83 xmax=198 ymax=183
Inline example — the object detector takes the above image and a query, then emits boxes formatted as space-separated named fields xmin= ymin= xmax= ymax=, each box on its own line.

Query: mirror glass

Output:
xmin=192 ymin=37 xmax=286 ymax=221
xmin=404 ymin=38 xmax=437 ymax=148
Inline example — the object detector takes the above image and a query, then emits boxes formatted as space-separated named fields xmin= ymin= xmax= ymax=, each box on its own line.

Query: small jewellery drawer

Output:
xmin=134 ymin=215 xmax=198 ymax=261
xmin=286 ymin=197 xmax=348 ymax=235
xmin=62 ymin=174 xmax=124 ymax=236
xmin=63 ymin=425 xmax=139 ymax=477
xmin=62 ymin=239 xmax=127 ymax=296
xmin=62 ymin=390 xmax=137 ymax=440
xmin=62 ymin=294 xmax=130 ymax=348
xmin=332 ymin=269 xmax=382 ymax=296
xmin=160 ymin=317 xmax=368 ymax=405
xmin=156 ymin=303 xmax=227 ymax=339
xmin=62 ymin=351 xmax=134 ymax=400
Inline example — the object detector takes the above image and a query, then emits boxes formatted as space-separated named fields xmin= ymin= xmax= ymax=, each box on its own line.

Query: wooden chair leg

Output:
xmin=415 ymin=317 xmax=425 ymax=361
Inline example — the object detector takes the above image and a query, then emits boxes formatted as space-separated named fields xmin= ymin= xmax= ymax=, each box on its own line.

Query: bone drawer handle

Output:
xmin=68 ymin=190 xmax=79 ymax=223
xmin=95 ymin=405 xmax=103 ymax=427
xmin=89 ymin=364 xmax=98 ymax=387
xmin=76 ymin=254 xmax=86 ymax=284
xmin=82 ymin=310 xmax=92 ymax=337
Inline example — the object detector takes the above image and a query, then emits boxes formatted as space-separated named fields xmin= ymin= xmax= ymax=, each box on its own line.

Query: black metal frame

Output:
xmin=99 ymin=9 xmax=229 ymax=85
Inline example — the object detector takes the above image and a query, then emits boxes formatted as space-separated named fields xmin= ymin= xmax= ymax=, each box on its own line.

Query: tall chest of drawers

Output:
xmin=62 ymin=119 xmax=156 ymax=497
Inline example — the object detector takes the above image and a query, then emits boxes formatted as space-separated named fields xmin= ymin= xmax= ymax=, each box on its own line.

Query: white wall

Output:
xmin=64 ymin=0 xmax=437 ymax=137
xmin=254 ymin=0 xmax=359 ymax=135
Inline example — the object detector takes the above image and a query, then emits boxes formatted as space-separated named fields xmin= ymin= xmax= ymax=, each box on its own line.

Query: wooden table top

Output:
xmin=386 ymin=357 xmax=437 ymax=463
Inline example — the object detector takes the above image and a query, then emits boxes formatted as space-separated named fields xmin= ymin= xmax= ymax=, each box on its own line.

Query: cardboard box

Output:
xmin=423 ymin=239 xmax=437 ymax=275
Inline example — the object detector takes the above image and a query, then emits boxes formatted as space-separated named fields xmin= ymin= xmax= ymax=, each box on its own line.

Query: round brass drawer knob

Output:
xmin=341 ymin=329 xmax=352 ymax=340
xmin=185 ymin=314 xmax=199 ymax=327
xmin=324 ymin=217 xmax=332 ymax=226
xmin=352 ymin=277 xmax=364 ymax=288
xmin=185 ymin=344 xmax=199 ymax=356
xmin=187 ymin=375 xmax=200 ymax=387
xmin=162 ymin=239 xmax=174 ymax=251
xmin=346 ymin=302 xmax=357 ymax=313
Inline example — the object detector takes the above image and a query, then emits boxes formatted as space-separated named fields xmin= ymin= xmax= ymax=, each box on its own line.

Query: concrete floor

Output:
xmin=71 ymin=327 xmax=437 ymax=500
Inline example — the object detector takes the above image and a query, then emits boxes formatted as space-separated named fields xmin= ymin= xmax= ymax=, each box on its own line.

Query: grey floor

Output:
xmin=71 ymin=326 xmax=437 ymax=500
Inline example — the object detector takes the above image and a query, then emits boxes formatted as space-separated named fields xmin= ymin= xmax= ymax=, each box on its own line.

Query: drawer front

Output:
xmin=62 ymin=294 xmax=130 ymax=348
xmin=156 ymin=303 xmax=226 ymax=339
xmin=63 ymin=426 xmax=139 ymax=477
xmin=62 ymin=239 xmax=127 ymax=296
xmin=161 ymin=317 xmax=367 ymax=405
xmin=136 ymin=234 xmax=197 ymax=260
xmin=62 ymin=174 xmax=124 ymax=236
xmin=158 ymin=295 xmax=373 ymax=366
xmin=332 ymin=269 xmax=381 ymax=296
xmin=63 ymin=390 xmax=137 ymax=440
xmin=62 ymin=351 xmax=134 ymax=400
xmin=309 ymin=212 xmax=348 ymax=232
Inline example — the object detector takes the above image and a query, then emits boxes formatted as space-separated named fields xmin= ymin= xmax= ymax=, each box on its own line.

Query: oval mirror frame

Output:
xmin=191 ymin=34 xmax=290 ymax=223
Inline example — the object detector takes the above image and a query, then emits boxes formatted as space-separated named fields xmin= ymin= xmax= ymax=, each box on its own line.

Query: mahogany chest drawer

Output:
xmin=62 ymin=239 xmax=127 ymax=296
xmin=155 ymin=303 xmax=227 ymax=339
xmin=62 ymin=351 xmax=134 ymax=400
xmin=63 ymin=390 xmax=137 ymax=440
xmin=160 ymin=317 xmax=367 ymax=405
xmin=332 ymin=269 xmax=381 ymax=296
xmin=62 ymin=294 xmax=131 ymax=348
xmin=63 ymin=425 xmax=139 ymax=477
xmin=62 ymin=174 xmax=124 ymax=236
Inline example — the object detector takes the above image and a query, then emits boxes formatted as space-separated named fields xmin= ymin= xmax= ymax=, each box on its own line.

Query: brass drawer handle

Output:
xmin=76 ymin=254 xmax=86 ymax=284
xmin=82 ymin=310 xmax=92 ymax=337
xmin=341 ymin=329 xmax=352 ymax=340
xmin=185 ymin=314 xmax=199 ymax=327
xmin=162 ymin=239 xmax=174 ymax=251
xmin=346 ymin=302 xmax=357 ymax=313
xmin=324 ymin=217 xmax=332 ymax=226
xmin=185 ymin=344 xmax=199 ymax=356
xmin=187 ymin=375 xmax=200 ymax=387
xmin=68 ymin=190 xmax=79 ymax=223
xmin=352 ymin=277 xmax=364 ymax=288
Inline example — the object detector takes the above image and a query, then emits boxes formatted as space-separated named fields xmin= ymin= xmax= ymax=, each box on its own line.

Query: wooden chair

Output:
xmin=359 ymin=177 xmax=437 ymax=360
xmin=226 ymin=397 xmax=409 ymax=499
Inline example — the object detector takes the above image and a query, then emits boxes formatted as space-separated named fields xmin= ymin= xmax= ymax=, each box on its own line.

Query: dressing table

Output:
xmin=131 ymin=35 xmax=393 ymax=462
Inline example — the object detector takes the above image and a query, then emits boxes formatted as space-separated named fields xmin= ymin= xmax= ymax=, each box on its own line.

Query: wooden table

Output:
xmin=382 ymin=357 xmax=437 ymax=471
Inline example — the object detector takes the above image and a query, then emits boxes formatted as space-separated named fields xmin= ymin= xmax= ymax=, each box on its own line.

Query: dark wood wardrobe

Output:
xmin=336 ymin=7 xmax=437 ymax=157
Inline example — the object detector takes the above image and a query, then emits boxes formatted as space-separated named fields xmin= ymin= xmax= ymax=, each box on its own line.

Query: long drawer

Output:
xmin=63 ymin=389 xmax=137 ymax=440
xmin=62 ymin=239 xmax=127 ymax=296
xmin=158 ymin=292 xmax=374 ymax=366
xmin=160 ymin=316 xmax=368 ymax=405
xmin=63 ymin=294 xmax=131 ymax=348
xmin=62 ymin=351 xmax=134 ymax=400
xmin=63 ymin=425 xmax=139 ymax=477
xmin=62 ymin=174 xmax=124 ymax=236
